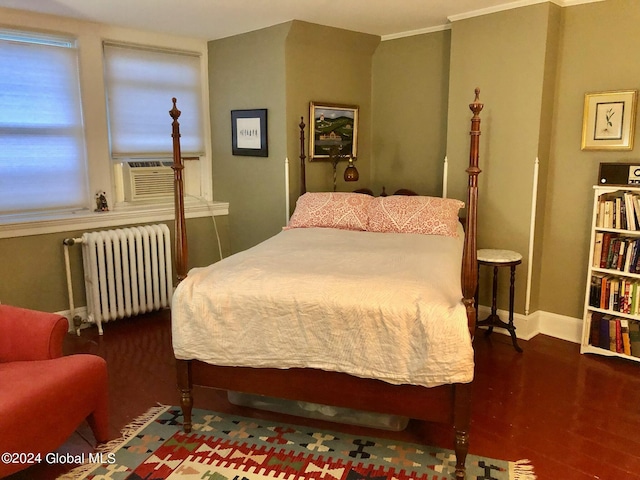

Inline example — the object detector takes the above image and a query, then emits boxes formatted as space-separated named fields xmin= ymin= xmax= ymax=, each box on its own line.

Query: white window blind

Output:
xmin=0 ymin=31 xmax=88 ymax=215
xmin=104 ymin=43 xmax=205 ymax=157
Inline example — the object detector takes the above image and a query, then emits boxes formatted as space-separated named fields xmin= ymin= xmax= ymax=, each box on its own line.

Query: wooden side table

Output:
xmin=476 ymin=249 xmax=523 ymax=352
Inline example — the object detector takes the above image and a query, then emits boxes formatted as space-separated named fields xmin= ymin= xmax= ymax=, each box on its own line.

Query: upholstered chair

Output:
xmin=0 ymin=305 xmax=109 ymax=478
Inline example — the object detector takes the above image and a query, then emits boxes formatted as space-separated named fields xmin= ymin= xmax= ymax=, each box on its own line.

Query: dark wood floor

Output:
xmin=7 ymin=310 xmax=640 ymax=480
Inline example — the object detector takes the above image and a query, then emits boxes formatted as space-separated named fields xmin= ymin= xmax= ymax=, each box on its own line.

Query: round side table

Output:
xmin=476 ymin=249 xmax=523 ymax=352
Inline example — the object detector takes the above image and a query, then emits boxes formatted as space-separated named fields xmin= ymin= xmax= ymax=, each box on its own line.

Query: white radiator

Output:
xmin=81 ymin=224 xmax=173 ymax=334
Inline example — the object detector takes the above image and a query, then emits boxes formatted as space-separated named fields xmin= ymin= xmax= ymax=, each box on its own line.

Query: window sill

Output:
xmin=0 ymin=196 xmax=228 ymax=239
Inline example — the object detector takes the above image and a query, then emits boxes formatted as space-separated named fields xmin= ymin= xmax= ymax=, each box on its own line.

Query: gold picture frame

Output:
xmin=581 ymin=90 xmax=638 ymax=151
xmin=309 ymin=102 xmax=358 ymax=161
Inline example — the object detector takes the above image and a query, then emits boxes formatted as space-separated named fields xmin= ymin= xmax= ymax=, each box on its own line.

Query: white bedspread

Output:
xmin=172 ymin=227 xmax=474 ymax=387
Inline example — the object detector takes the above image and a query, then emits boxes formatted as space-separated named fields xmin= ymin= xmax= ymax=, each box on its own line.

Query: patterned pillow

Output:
xmin=287 ymin=192 xmax=373 ymax=231
xmin=366 ymin=195 xmax=464 ymax=237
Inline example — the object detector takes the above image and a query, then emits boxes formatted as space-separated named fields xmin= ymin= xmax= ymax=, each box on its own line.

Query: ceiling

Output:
xmin=0 ymin=0 xmax=576 ymax=41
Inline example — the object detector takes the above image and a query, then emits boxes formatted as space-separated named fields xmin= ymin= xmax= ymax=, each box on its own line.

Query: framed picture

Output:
xmin=309 ymin=102 xmax=358 ymax=160
xmin=231 ymin=109 xmax=268 ymax=157
xmin=581 ymin=90 xmax=638 ymax=151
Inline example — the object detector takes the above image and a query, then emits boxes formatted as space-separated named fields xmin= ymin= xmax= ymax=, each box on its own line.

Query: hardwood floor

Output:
xmin=6 ymin=310 xmax=640 ymax=479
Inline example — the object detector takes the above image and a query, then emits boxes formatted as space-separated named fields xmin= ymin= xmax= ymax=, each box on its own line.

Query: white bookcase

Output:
xmin=581 ymin=185 xmax=640 ymax=362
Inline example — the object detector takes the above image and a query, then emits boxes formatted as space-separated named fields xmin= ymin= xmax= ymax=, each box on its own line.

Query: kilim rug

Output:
xmin=60 ymin=405 xmax=535 ymax=480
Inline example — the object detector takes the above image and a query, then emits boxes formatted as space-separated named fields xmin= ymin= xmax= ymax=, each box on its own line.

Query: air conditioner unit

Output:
xmin=122 ymin=161 xmax=174 ymax=202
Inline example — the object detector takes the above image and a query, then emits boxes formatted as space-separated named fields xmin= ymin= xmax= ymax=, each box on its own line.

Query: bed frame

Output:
xmin=169 ymin=89 xmax=483 ymax=479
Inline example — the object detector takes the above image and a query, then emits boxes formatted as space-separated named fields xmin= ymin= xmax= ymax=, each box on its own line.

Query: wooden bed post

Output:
xmin=462 ymin=88 xmax=483 ymax=336
xmin=170 ymin=98 xmax=193 ymax=432
xmin=299 ymin=117 xmax=307 ymax=196
xmin=170 ymin=98 xmax=188 ymax=284
xmin=454 ymin=88 xmax=483 ymax=479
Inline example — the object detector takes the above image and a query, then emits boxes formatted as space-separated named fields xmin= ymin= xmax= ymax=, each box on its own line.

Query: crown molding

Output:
xmin=381 ymin=24 xmax=451 ymax=42
xmin=382 ymin=0 xmax=605 ymax=42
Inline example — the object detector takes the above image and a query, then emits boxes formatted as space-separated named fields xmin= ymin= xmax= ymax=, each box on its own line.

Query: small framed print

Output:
xmin=581 ymin=90 xmax=637 ymax=151
xmin=231 ymin=109 xmax=268 ymax=157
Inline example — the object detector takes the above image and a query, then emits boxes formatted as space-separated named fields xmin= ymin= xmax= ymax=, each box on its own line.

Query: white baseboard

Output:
xmin=477 ymin=305 xmax=582 ymax=344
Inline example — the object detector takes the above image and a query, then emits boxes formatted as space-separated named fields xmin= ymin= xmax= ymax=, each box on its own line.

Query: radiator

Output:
xmin=81 ymin=224 xmax=173 ymax=335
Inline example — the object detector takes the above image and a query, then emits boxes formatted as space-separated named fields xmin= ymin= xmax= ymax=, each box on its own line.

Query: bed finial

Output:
xmin=469 ymin=88 xmax=483 ymax=118
xmin=299 ymin=116 xmax=307 ymax=196
xmin=170 ymin=97 xmax=181 ymax=122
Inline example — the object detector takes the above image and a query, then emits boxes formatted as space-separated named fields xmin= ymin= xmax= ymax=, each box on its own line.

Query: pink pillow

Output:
xmin=287 ymin=192 xmax=372 ymax=231
xmin=367 ymin=195 xmax=464 ymax=237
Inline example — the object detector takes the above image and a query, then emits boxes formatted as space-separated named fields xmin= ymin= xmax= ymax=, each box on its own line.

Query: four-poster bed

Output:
xmin=169 ymin=89 xmax=483 ymax=479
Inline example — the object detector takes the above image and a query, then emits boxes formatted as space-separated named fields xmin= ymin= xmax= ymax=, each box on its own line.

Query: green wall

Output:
xmin=540 ymin=0 xmax=640 ymax=317
xmin=371 ymin=31 xmax=451 ymax=197
xmin=0 ymin=217 xmax=227 ymax=313
xmin=209 ymin=23 xmax=289 ymax=254
xmin=445 ymin=3 xmax=560 ymax=315
xmin=210 ymin=20 xmax=379 ymax=250
xmin=285 ymin=21 xmax=379 ymax=202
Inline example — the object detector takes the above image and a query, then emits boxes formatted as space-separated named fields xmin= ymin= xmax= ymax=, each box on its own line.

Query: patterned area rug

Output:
xmin=62 ymin=406 xmax=535 ymax=480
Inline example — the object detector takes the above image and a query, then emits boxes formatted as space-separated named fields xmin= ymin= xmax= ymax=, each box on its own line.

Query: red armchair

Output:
xmin=0 ymin=305 xmax=109 ymax=478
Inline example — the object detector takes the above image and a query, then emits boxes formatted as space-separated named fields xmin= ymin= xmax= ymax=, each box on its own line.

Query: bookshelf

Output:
xmin=581 ymin=185 xmax=640 ymax=362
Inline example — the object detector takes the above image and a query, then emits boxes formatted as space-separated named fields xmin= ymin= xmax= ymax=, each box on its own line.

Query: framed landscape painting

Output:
xmin=309 ymin=102 xmax=358 ymax=160
xmin=581 ymin=90 xmax=637 ymax=151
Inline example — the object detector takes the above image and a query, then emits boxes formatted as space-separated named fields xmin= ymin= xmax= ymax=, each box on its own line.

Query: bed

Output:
xmin=169 ymin=89 xmax=483 ymax=479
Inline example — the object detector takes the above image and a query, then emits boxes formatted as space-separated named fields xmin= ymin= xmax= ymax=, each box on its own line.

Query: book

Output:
xmin=601 ymin=275 xmax=611 ymax=309
xmin=597 ymin=198 xmax=605 ymax=228
xmin=590 ymin=312 xmax=603 ymax=347
xmin=623 ymin=280 xmax=632 ymax=314
xmin=603 ymin=200 xmax=614 ymax=229
xmin=633 ymin=194 xmax=640 ymax=229
xmin=600 ymin=233 xmax=617 ymax=268
xmin=621 ymin=319 xmax=631 ymax=355
xmin=616 ymin=240 xmax=627 ymax=271
xmin=600 ymin=315 xmax=612 ymax=350
xmin=625 ymin=192 xmax=637 ymax=230
xmin=589 ymin=273 xmax=604 ymax=307
xmin=609 ymin=278 xmax=620 ymax=311
xmin=629 ymin=321 xmax=640 ymax=357
xmin=593 ymin=232 xmax=604 ymax=268
xmin=619 ymin=279 xmax=627 ymax=313
xmin=624 ymin=239 xmax=637 ymax=272
xmin=606 ymin=237 xmax=621 ymax=269
xmin=609 ymin=319 xmax=618 ymax=352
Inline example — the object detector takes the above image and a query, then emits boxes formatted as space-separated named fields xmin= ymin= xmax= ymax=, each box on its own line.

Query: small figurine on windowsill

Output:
xmin=95 ymin=191 xmax=109 ymax=212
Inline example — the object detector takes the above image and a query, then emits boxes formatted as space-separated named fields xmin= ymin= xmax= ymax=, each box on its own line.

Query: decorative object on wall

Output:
xmin=231 ymin=109 xmax=268 ymax=157
xmin=309 ymin=102 xmax=358 ymax=160
xmin=581 ymin=90 xmax=637 ymax=151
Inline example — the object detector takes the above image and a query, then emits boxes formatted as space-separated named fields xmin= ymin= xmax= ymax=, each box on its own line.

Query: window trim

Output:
xmin=0 ymin=198 xmax=228 ymax=239
xmin=0 ymin=16 xmax=214 ymax=229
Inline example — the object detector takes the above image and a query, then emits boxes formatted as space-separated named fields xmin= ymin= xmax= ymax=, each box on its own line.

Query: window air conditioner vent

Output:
xmin=122 ymin=161 xmax=173 ymax=201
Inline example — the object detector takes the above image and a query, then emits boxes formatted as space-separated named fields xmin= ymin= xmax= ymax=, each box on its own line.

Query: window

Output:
xmin=103 ymin=43 xmax=205 ymax=158
xmin=0 ymin=30 xmax=88 ymax=215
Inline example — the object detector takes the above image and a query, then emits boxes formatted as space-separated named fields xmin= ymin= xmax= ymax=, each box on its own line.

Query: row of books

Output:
xmin=589 ymin=312 xmax=640 ymax=357
xmin=597 ymin=191 xmax=640 ymax=230
xmin=588 ymin=274 xmax=640 ymax=314
xmin=592 ymin=233 xmax=640 ymax=273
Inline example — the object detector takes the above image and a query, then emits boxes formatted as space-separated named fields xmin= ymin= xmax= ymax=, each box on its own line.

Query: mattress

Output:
xmin=172 ymin=227 xmax=474 ymax=387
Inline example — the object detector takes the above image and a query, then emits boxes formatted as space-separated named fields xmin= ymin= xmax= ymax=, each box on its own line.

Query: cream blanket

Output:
xmin=172 ymin=227 xmax=474 ymax=387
